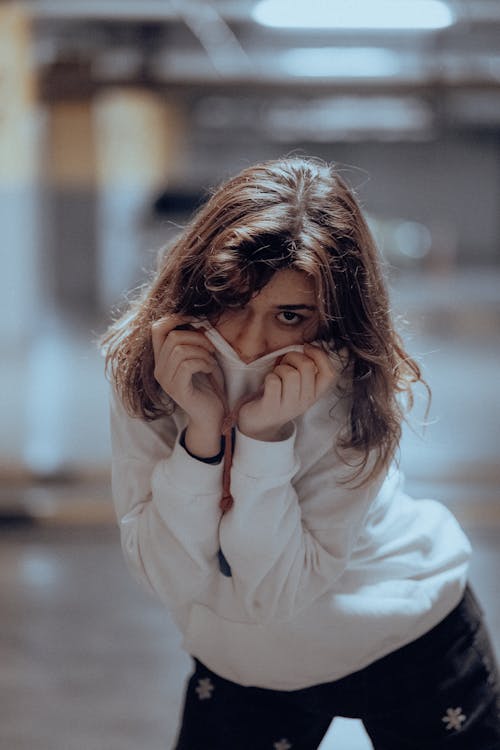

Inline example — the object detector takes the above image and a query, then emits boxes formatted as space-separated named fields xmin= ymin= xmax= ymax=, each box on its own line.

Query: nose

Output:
xmin=232 ymin=315 xmax=268 ymax=363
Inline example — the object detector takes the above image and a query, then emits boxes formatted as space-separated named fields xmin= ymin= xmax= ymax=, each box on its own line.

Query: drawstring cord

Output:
xmin=208 ymin=355 xmax=284 ymax=577
xmin=206 ymin=381 xmax=260 ymax=515
xmin=208 ymin=354 xmax=284 ymax=515
xmin=208 ymin=382 xmax=267 ymax=578
xmin=205 ymin=382 xmax=258 ymax=577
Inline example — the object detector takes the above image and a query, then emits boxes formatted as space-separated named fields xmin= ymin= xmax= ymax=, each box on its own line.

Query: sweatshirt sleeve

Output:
xmin=218 ymin=425 xmax=386 ymax=623
xmin=109 ymin=389 xmax=223 ymax=607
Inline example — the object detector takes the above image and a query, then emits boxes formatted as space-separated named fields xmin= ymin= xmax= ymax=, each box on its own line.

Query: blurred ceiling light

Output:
xmin=263 ymin=96 xmax=433 ymax=141
xmin=252 ymin=0 xmax=454 ymax=30
xmin=279 ymin=48 xmax=401 ymax=78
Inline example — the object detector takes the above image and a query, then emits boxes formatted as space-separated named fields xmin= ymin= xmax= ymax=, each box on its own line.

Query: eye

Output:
xmin=276 ymin=310 xmax=305 ymax=326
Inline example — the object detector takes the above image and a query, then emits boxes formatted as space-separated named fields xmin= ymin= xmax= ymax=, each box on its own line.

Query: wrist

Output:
xmin=185 ymin=420 xmax=223 ymax=458
xmin=180 ymin=428 xmax=224 ymax=463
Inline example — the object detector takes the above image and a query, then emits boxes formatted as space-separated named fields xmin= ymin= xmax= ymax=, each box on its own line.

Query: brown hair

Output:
xmin=101 ymin=156 xmax=428 ymax=484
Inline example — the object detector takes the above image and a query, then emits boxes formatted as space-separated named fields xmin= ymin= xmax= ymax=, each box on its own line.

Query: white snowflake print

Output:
xmin=195 ymin=677 xmax=215 ymax=700
xmin=273 ymin=740 xmax=292 ymax=750
xmin=442 ymin=707 xmax=467 ymax=731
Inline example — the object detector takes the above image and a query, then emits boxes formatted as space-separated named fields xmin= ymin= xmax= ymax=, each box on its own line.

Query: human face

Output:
xmin=214 ymin=269 xmax=320 ymax=363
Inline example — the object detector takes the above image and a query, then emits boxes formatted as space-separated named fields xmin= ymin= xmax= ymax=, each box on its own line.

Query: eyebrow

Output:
xmin=275 ymin=304 xmax=317 ymax=311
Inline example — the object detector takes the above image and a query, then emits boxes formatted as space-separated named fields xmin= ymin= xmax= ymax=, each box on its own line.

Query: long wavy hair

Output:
xmin=101 ymin=156 xmax=428 ymax=484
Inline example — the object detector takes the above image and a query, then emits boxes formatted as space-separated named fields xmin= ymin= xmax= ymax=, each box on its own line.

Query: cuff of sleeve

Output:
xmin=157 ymin=433 xmax=224 ymax=496
xmin=232 ymin=423 xmax=297 ymax=478
xmin=179 ymin=427 xmax=225 ymax=464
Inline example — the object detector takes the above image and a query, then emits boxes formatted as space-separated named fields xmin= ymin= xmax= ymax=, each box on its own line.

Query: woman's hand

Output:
xmin=151 ymin=316 xmax=226 ymax=457
xmin=237 ymin=344 xmax=340 ymax=442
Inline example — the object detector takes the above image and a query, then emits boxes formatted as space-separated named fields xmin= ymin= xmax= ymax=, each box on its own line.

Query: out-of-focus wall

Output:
xmin=179 ymin=135 xmax=500 ymax=265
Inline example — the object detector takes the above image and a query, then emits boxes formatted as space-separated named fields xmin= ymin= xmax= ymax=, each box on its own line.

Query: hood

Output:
xmin=192 ymin=321 xmax=306 ymax=408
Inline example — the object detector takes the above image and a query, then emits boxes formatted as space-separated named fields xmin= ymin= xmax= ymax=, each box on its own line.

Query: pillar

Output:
xmin=0 ymin=3 xmax=40 ymax=345
xmin=43 ymin=99 xmax=98 ymax=312
xmin=0 ymin=3 xmax=42 ymax=472
xmin=93 ymin=88 xmax=187 ymax=310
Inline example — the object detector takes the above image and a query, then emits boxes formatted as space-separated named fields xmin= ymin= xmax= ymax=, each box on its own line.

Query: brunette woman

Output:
xmin=103 ymin=157 xmax=500 ymax=749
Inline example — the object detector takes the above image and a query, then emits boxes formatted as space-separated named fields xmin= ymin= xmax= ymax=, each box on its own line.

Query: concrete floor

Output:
xmin=1 ymin=267 xmax=500 ymax=749
xmin=1 ymin=517 xmax=498 ymax=750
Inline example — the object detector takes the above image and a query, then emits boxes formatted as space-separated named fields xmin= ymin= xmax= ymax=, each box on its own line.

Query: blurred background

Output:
xmin=1 ymin=0 xmax=499 ymax=748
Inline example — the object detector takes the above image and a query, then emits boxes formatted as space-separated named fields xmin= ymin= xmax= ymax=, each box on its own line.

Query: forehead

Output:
xmin=254 ymin=269 xmax=316 ymax=304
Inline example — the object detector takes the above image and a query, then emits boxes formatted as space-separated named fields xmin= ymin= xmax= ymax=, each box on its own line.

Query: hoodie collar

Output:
xmin=192 ymin=321 xmax=306 ymax=371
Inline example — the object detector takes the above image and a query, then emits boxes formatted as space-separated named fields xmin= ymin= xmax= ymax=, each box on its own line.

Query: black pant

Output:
xmin=174 ymin=586 xmax=500 ymax=749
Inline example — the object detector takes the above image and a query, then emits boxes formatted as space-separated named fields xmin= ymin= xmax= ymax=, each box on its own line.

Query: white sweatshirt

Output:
xmin=110 ymin=325 xmax=471 ymax=690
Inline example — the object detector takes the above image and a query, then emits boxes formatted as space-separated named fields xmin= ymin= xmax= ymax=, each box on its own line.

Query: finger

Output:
xmin=279 ymin=350 xmax=317 ymax=383
xmin=303 ymin=343 xmax=336 ymax=374
xmin=172 ymin=357 xmax=220 ymax=389
xmin=167 ymin=342 xmax=217 ymax=369
xmin=158 ymin=357 xmax=218 ymax=401
xmin=157 ymin=345 xmax=217 ymax=385
xmin=151 ymin=314 xmax=194 ymax=362
xmin=272 ymin=363 xmax=302 ymax=381
xmin=272 ymin=364 xmax=301 ymax=403
xmin=303 ymin=343 xmax=338 ymax=391
xmin=261 ymin=371 xmax=283 ymax=404
xmin=154 ymin=327 xmax=215 ymax=365
xmin=157 ymin=355 xmax=217 ymax=393
xmin=278 ymin=351 xmax=319 ymax=400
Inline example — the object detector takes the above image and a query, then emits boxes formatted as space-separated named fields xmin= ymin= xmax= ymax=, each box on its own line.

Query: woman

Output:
xmin=102 ymin=157 xmax=500 ymax=748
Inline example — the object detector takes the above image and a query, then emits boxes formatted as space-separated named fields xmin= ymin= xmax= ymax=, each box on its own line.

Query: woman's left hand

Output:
xmin=237 ymin=344 xmax=341 ymax=442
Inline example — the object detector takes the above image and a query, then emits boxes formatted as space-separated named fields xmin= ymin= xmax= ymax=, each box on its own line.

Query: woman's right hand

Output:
xmin=151 ymin=316 xmax=226 ymax=457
